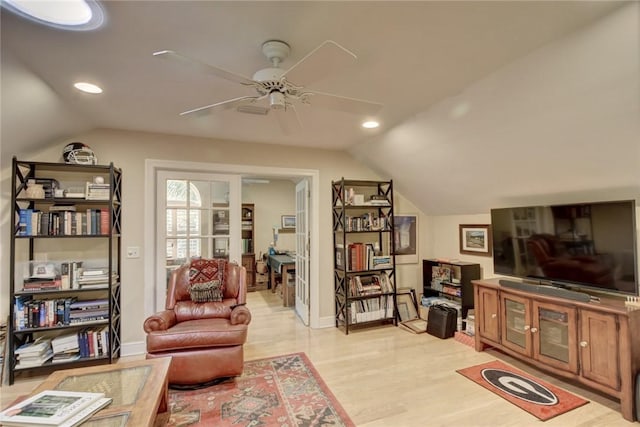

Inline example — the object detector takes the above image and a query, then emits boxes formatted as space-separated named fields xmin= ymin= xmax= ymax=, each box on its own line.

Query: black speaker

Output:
xmin=498 ymin=279 xmax=591 ymax=303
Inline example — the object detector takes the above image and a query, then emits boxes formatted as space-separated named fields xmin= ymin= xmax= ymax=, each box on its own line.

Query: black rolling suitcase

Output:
xmin=426 ymin=304 xmax=458 ymax=339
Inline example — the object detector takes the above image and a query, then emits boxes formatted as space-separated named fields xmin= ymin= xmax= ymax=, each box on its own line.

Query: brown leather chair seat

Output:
xmin=146 ymin=318 xmax=247 ymax=352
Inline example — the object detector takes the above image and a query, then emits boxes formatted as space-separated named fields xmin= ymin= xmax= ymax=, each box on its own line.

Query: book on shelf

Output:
xmin=0 ymin=390 xmax=110 ymax=426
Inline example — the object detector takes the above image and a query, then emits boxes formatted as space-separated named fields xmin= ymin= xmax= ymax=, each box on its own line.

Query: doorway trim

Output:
xmin=144 ymin=158 xmax=321 ymax=327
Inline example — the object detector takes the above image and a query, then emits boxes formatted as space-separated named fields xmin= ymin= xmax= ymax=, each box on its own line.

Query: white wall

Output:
xmin=242 ymin=180 xmax=296 ymax=257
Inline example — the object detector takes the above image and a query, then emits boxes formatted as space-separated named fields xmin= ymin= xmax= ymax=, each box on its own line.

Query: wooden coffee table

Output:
xmin=28 ymin=357 xmax=171 ymax=426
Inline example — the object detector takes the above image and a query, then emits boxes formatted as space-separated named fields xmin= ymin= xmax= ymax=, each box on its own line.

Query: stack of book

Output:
xmin=0 ymin=390 xmax=111 ymax=427
xmin=85 ymin=182 xmax=110 ymax=200
xmin=364 ymin=195 xmax=391 ymax=206
xmin=69 ymin=299 xmax=109 ymax=324
xmin=22 ymin=277 xmax=62 ymax=292
xmin=14 ymin=337 xmax=53 ymax=368
xmin=77 ymin=268 xmax=115 ymax=289
xmin=51 ymin=333 xmax=80 ymax=364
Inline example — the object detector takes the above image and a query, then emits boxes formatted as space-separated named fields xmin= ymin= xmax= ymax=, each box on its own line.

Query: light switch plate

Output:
xmin=126 ymin=246 xmax=140 ymax=258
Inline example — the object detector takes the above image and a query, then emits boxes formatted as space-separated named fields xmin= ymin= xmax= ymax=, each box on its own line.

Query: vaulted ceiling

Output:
xmin=2 ymin=1 xmax=637 ymax=214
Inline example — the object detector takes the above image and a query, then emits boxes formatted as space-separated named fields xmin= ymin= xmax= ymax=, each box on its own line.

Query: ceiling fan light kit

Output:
xmin=155 ymin=39 xmax=382 ymax=133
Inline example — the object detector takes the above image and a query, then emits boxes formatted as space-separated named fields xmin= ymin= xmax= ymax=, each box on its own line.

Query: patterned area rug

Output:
xmin=165 ymin=352 xmax=354 ymax=427
xmin=457 ymin=360 xmax=589 ymax=421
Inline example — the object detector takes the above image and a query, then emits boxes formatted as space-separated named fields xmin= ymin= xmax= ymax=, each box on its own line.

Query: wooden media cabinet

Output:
xmin=473 ymin=278 xmax=640 ymax=421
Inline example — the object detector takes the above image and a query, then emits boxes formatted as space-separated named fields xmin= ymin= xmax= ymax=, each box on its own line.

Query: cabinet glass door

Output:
xmin=501 ymin=293 xmax=531 ymax=356
xmin=533 ymin=302 xmax=577 ymax=372
xmin=538 ymin=309 xmax=569 ymax=361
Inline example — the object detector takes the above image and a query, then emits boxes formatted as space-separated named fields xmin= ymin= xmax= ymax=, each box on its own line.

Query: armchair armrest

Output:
xmin=143 ymin=310 xmax=177 ymax=333
xmin=230 ymin=304 xmax=251 ymax=325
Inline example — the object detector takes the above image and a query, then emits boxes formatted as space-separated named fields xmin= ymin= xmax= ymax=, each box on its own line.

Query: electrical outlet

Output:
xmin=127 ymin=246 xmax=140 ymax=258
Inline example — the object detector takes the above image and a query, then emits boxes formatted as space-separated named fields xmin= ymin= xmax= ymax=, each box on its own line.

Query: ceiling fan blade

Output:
xmin=274 ymin=105 xmax=302 ymax=135
xmin=179 ymin=96 xmax=265 ymax=116
xmin=281 ymin=40 xmax=357 ymax=87
xmin=154 ymin=50 xmax=255 ymax=86
xmin=302 ymin=91 xmax=383 ymax=115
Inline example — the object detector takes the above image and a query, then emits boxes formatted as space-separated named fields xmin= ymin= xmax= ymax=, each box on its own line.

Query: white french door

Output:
xmin=295 ymin=179 xmax=310 ymax=325
xmin=155 ymin=170 xmax=241 ymax=310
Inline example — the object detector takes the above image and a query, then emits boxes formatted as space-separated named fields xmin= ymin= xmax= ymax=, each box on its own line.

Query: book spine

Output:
xmin=100 ymin=209 xmax=109 ymax=235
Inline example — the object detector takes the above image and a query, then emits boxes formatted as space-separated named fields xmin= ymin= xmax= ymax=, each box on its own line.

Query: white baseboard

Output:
xmin=316 ymin=315 xmax=335 ymax=329
xmin=121 ymin=341 xmax=146 ymax=357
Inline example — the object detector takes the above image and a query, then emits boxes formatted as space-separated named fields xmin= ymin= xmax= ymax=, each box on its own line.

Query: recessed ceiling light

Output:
xmin=362 ymin=120 xmax=380 ymax=129
xmin=2 ymin=0 xmax=105 ymax=31
xmin=74 ymin=82 xmax=103 ymax=94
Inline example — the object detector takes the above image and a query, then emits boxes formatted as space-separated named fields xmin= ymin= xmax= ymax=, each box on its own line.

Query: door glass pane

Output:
xmin=166 ymin=180 xmax=187 ymax=207
xmin=538 ymin=308 xmax=569 ymax=363
xmin=505 ymin=299 xmax=526 ymax=348
xmin=212 ymin=236 xmax=229 ymax=258
xmin=213 ymin=206 xmax=230 ymax=235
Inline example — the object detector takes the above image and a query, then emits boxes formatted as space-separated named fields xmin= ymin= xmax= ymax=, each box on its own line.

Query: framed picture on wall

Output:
xmin=459 ymin=224 xmax=492 ymax=256
xmin=392 ymin=214 xmax=418 ymax=264
xmin=281 ymin=215 xmax=296 ymax=229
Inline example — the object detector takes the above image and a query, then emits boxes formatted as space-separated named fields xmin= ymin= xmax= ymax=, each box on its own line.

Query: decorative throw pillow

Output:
xmin=189 ymin=280 xmax=223 ymax=303
xmin=189 ymin=258 xmax=225 ymax=288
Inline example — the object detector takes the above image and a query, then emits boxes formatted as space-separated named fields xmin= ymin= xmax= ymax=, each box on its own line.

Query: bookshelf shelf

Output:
xmin=8 ymin=157 xmax=122 ymax=384
xmin=332 ymin=178 xmax=397 ymax=334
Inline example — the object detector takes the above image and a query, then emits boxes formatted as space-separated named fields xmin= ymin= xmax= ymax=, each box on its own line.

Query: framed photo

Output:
xmin=396 ymin=290 xmax=419 ymax=321
xmin=281 ymin=215 xmax=296 ymax=229
xmin=459 ymin=224 xmax=492 ymax=256
xmin=392 ymin=214 xmax=418 ymax=264
xmin=400 ymin=318 xmax=427 ymax=334
xmin=397 ymin=302 xmax=411 ymax=322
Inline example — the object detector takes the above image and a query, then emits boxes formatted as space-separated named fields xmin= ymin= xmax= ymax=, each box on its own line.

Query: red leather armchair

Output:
xmin=143 ymin=260 xmax=251 ymax=385
xmin=527 ymin=234 xmax=614 ymax=287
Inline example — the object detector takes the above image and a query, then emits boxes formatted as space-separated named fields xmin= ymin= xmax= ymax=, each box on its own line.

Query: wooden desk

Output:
xmin=267 ymin=254 xmax=296 ymax=306
xmin=29 ymin=357 xmax=171 ymax=426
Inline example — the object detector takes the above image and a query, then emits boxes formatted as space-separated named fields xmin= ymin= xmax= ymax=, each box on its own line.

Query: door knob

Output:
xmin=530 ymin=327 xmax=538 ymax=333
xmin=580 ymin=341 xmax=588 ymax=348
xmin=491 ymin=313 xmax=497 ymax=319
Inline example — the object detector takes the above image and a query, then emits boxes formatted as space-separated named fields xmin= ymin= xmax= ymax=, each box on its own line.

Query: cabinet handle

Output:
xmin=530 ymin=327 xmax=538 ymax=333
xmin=491 ymin=314 xmax=497 ymax=319
xmin=580 ymin=341 xmax=588 ymax=348
xmin=524 ymin=325 xmax=530 ymax=331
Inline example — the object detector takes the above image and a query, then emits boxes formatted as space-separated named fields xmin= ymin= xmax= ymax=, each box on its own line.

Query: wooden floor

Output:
xmin=2 ymin=290 xmax=635 ymax=426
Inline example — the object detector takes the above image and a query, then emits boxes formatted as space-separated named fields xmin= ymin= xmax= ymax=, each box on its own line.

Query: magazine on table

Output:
xmin=0 ymin=390 xmax=110 ymax=426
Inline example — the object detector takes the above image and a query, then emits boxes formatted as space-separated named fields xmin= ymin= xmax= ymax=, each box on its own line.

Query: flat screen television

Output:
xmin=491 ymin=200 xmax=638 ymax=296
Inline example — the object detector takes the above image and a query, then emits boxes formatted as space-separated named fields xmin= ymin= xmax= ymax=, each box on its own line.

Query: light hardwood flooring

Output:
xmin=2 ymin=290 xmax=635 ymax=426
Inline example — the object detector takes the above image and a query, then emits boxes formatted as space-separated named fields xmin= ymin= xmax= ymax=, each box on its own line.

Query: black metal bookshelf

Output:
xmin=8 ymin=157 xmax=122 ymax=384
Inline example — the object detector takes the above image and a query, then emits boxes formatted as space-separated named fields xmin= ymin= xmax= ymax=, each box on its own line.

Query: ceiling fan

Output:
xmin=153 ymin=40 xmax=382 ymax=133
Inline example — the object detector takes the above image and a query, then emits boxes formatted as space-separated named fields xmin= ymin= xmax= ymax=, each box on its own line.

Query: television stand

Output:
xmin=474 ymin=278 xmax=640 ymax=422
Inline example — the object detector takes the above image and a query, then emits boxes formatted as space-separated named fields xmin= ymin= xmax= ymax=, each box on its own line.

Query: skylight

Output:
xmin=2 ymin=0 xmax=105 ymax=30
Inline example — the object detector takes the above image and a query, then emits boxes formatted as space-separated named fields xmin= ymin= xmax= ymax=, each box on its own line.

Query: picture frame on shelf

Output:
xmin=281 ymin=215 xmax=296 ymax=229
xmin=459 ymin=224 xmax=492 ymax=256
xmin=392 ymin=214 xmax=418 ymax=264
